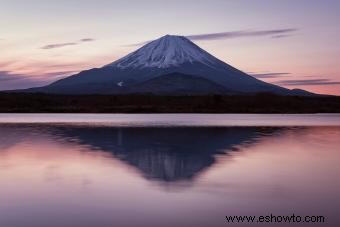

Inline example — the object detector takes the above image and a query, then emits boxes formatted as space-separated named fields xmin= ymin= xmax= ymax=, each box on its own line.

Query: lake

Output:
xmin=0 ymin=114 xmax=339 ymax=227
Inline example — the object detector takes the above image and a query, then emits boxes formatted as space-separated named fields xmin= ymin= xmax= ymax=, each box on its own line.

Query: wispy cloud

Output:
xmin=80 ymin=38 xmax=95 ymax=42
xmin=277 ymin=79 xmax=340 ymax=86
xmin=271 ymin=35 xmax=291 ymax=39
xmin=127 ymin=28 xmax=299 ymax=46
xmin=0 ymin=70 xmax=72 ymax=82
xmin=186 ymin=28 xmax=298 ymax=41
xmin=41 ymin=38 xmax=95 ymax=50
xmin=0 ymin=71 xmax=39 ymax=90
xmin=0 ymin=70 xmax=77 ymax=90
xmin=0 ymin=71 xmax=26 ymax=82
xmin=41 ymin=42 xmax=78 ymax=50
xmin=250 ymin=72 xmax=291 ymax=79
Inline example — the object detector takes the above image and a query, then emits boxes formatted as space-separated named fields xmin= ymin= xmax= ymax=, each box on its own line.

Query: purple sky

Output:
xmin=1 ymin=0 xmax=340 ymax=94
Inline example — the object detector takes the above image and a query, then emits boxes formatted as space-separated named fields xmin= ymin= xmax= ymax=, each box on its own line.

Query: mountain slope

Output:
xmin=28 ymin=35 xmax=293 ymax=95
xmin=132 ymin=73 xmax=235 ymax=95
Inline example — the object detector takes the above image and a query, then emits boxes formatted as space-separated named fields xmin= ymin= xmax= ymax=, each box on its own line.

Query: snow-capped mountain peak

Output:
xmin=38 ymin=34 xmax=292 ymax=95
xmin=107 ymin=35 xmax=218 ymax=69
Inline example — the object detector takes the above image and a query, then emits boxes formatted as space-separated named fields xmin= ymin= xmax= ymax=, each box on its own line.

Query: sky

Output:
xmin=1 ymin=0 xmax=340 ymax=95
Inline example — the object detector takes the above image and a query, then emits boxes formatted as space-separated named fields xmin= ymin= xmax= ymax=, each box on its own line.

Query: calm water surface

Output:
xmin=0 ymin=114 xmax=339 ymax=227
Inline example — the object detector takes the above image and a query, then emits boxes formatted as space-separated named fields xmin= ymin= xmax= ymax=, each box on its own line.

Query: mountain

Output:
xmin=290 ymin=89 xmax=319 ymax=96
xmin=132 ymin=72 xmax=235 ymax=95
xmin=26 ymin=35 xmax=300 ymax=95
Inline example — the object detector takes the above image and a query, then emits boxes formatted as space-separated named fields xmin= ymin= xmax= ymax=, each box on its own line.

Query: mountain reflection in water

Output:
xmin=0 ymin=125 xmax=283 ymax=183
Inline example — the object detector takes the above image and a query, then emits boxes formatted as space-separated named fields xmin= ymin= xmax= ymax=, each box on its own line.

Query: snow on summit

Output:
xmin=107 ymin=35 xmax=218 ymax=69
